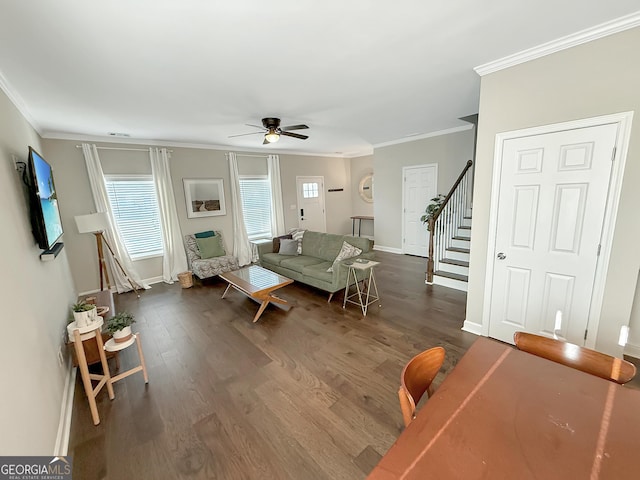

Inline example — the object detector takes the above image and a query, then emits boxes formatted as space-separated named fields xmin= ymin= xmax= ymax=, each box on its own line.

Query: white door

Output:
xmin=403 ymin=165 xmax=437 ymax=256
xmin=296 ymin=176 xmax=326 ymax=232
xmin=488 ymin=124 xmax=618 ymax=345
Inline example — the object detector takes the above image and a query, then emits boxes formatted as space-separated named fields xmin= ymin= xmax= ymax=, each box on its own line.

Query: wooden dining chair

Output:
xmin=513 ymin=332 xmax=637 ymax=385
xmin=398 ymin=346 xmax=446 ymax=427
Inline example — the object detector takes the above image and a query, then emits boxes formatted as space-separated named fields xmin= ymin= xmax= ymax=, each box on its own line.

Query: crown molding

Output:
xmin=373 ymin=125 xmax=473 ymax=149
xmin=0 ymin=69 xmax=41 ymax=133
xmin=475 ymin=11 xmax=640 ymax=76
xmin=41 ymin=131 xmax=368 ymax=159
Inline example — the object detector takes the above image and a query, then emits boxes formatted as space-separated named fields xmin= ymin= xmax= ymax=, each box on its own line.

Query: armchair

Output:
xmin=184 ymin=231 xmax=239 ymax=280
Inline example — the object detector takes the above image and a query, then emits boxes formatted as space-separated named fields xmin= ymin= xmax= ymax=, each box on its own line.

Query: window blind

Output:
xmin=105 ymin=176 xmax=163 ymax=259
xmin=239 ymin=177 xmax=273 ymax=240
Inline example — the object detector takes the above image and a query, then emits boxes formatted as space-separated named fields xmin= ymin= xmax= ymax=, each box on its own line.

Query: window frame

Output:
xmin=238 ymin=175 xmax=273 ymax=241
xmin=104 ymin=174 xmax=164 ymax=261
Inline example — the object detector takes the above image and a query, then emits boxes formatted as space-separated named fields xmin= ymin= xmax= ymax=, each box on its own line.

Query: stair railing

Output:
xmin=427 ymin=160 xmax=473 ymax=283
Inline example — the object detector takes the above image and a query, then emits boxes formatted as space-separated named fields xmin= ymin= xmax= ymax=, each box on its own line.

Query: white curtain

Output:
xmin=81 ymin=143 xmax=149 ymax=293
xmin=150 ymin=147 xmax=188 ymax=283
xmin=267 ymin=154 xmax=286 ymax=236
xmin=228 ymin=152 xmax=253 ymax=266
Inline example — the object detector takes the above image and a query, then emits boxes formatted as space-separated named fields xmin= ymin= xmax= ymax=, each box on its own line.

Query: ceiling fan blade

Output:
xmin=281 ymin=131 xmax=309 ymax=140
xmin=246 ymin=123 xmax=266 ymax=130
xmin=228 ymin=131 xmax=263 ymax=138
xmin=281 ymin=124 xmax=309 ymax=131
xmin=263 ymin=137 xmax=270 ymax=145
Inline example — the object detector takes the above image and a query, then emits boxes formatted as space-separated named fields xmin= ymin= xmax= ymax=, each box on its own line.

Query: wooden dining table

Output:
xmin=368 ymin=337 xmax=640 ymax=479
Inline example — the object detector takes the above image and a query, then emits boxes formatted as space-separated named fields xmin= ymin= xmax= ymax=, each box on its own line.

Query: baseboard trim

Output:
xmin=78 ymin=287 xmax=117 ymax=296
xmin=462 ymin=320 xmax=483 ymax=336
xmin=624 ymin=342 xmax=640 ymax=360
xmin=146 ymin=276 xmax=165 ymax=285
xmin=78 ymin=275 xmax=167 ymax=296
xmin=373 ymin=245 xmax=403 ymax=254
xmin=54 ymin=365 xmax=76 ymax=456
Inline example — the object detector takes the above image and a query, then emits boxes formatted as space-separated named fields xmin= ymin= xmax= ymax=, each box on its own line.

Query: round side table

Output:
xmin=68 ymin=318 xmax=115 ymax=425
xmin=104 ymin=333 xmax=149 ymax=385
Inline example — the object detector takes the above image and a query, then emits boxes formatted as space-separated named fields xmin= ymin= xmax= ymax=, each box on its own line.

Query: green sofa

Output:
xmin=257 ymin=231 xmax=374 ymax=301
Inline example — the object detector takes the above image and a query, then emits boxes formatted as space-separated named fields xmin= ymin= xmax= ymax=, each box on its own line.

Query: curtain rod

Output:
xmin=226 ymin=153 xmax=268 ymax=159
xmin=75 ymin=145 xmax=173 ymax=153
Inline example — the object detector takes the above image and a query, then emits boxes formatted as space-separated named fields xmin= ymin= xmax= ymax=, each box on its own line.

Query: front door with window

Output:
xmin=296 ymin=176 xmax=326 ymax=232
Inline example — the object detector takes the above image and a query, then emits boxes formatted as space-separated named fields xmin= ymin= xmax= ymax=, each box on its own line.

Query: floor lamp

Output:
xmin=75 ymin=213 xmax=140 ymax=297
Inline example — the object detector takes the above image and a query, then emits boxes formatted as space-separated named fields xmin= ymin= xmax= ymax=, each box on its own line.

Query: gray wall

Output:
xmin=0 ymin=90 xmax=76 ymax=454
xmin=350 ymin=155 xmax=374 ymax=237
xmin=466 ymin=26 xmax=640 ymax=356
xmin=44 ymin=132 xmax=477 ymax=293
xmin=279 ymin=154 xmax=353 ymax=235
xmin=40 ymin=141 xmax=352 ymax=293
xmin=41 ymin=140 xmax=165 ymax=290
xmin=372 ymin=128 xmax=474 ymax=251
xmin=166 ymin=146 xmax=234 ymax=243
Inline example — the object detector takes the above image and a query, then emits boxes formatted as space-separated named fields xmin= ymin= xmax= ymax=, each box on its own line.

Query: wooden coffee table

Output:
xmin=219 ymin=265 xmax=293 ymax=322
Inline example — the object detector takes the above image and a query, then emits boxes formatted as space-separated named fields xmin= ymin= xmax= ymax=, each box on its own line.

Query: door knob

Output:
xmin=497 ymin=252 xmax=506 ymax=260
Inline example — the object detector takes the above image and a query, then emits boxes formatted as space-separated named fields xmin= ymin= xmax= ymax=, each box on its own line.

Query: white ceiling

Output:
xmin=1 ymin=1 xmax=638 ymax=157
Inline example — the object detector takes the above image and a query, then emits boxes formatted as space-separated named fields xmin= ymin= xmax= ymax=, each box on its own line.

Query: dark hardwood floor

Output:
xmin=66 ymin=251 xmax=476 ymax=479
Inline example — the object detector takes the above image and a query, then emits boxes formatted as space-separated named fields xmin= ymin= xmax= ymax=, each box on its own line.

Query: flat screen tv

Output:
xmin=27 ymin=146 xmax=64 ymax=251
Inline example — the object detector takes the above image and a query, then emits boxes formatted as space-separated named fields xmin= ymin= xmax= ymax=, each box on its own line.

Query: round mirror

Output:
xmin=359 ymin=174 xmax=373 ymax=203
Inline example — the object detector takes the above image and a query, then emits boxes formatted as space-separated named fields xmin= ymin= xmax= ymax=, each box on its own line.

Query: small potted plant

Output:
xmin=105 ymin=312 xmax=136 ymax=343
xmin=71 ymin=301 xmax=97 ymax=328
xmin=420 ymin=194 xmax=446 ymax=231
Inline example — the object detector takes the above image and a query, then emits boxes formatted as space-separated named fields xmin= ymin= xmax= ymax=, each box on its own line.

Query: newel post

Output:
xmin=427 ymin=218 xmax=434 ymax=283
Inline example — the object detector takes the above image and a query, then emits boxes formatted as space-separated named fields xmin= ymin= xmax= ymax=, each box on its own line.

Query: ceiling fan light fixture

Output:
xmin=265 ymin=130 xmax=280 ymax=143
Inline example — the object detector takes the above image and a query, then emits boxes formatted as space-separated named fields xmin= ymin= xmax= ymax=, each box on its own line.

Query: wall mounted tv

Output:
xmin=27 ymin=146 xmax=64 ymax=252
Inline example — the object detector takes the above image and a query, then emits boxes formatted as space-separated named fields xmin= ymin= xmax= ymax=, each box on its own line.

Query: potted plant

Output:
xmin=105 ymin=312 xmax=136 ymax=343
xmin=420 ymin=194 xmax=446 ymax=231
xmin=71 ymin=301 xmax=97 ymax=328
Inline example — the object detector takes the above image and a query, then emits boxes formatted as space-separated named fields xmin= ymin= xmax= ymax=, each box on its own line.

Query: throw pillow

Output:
xmin=273 ymin=234 xmax=293 ymax=253
xmin=327 ymin=241 xmax=363 ymax=272
xmin=195 ymin=230 xmax=215 ymax=239
xmin=291 ymin=229 xmax=305 ymax=254
xmin=196 ymin=235 xmax=225 ymax=259
xmin=278 ymin=239 xmax=299 ymax=256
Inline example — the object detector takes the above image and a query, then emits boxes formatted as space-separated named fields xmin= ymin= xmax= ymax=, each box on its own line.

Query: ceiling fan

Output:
xmin=229 ymin=117 xmax=309 ymax=144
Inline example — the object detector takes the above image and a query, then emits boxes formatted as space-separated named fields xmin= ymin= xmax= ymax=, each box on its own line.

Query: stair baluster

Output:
xmin=426 ymin=160 xmax=473 ymax=285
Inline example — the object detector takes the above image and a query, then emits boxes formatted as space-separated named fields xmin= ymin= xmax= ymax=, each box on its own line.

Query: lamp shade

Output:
xmin=75 ymin=212 xmax=108 ymax=234
xmin=265 ymin=131 xmax=280 ymax=143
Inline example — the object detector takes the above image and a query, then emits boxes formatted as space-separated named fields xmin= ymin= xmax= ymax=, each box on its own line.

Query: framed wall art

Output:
xmin=183 ymin=178 xmax=226 ymax=218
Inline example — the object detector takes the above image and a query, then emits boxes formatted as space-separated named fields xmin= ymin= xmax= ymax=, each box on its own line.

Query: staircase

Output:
xmin=432 ymin=215 xmax=471 ymax=291
xmin=426 ymin=160 xmax=473 ymax=292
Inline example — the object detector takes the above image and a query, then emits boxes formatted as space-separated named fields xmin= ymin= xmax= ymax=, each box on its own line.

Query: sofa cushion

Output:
xmin=341 ymin=235 xmax=371 ymax=253
xmin=302 ymin=261 xmax=334 ymax=283
xmin=191 ymin=255 xmax=239 ymax=279
xmin=327 ymin=241 xmax=363 ymax=272
xmin=279 ymin=239 xmax=299 ymax=255
xmin=196 ymin=235 xmax=225 ymax=259
xmin=273 ymin=234 xmax=293 ymax=253
xmin=261 ymin=252 xmax=287 ymax=266
xmin=290 ymin=229 xmax=305 ymax=254
xmin=195 ymin=230 xmax=215 ymax=239
xmin=301 ymin=231 xmax=339 ymax=261
xmin=280 ymin=255 xmax=324 ymax=274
